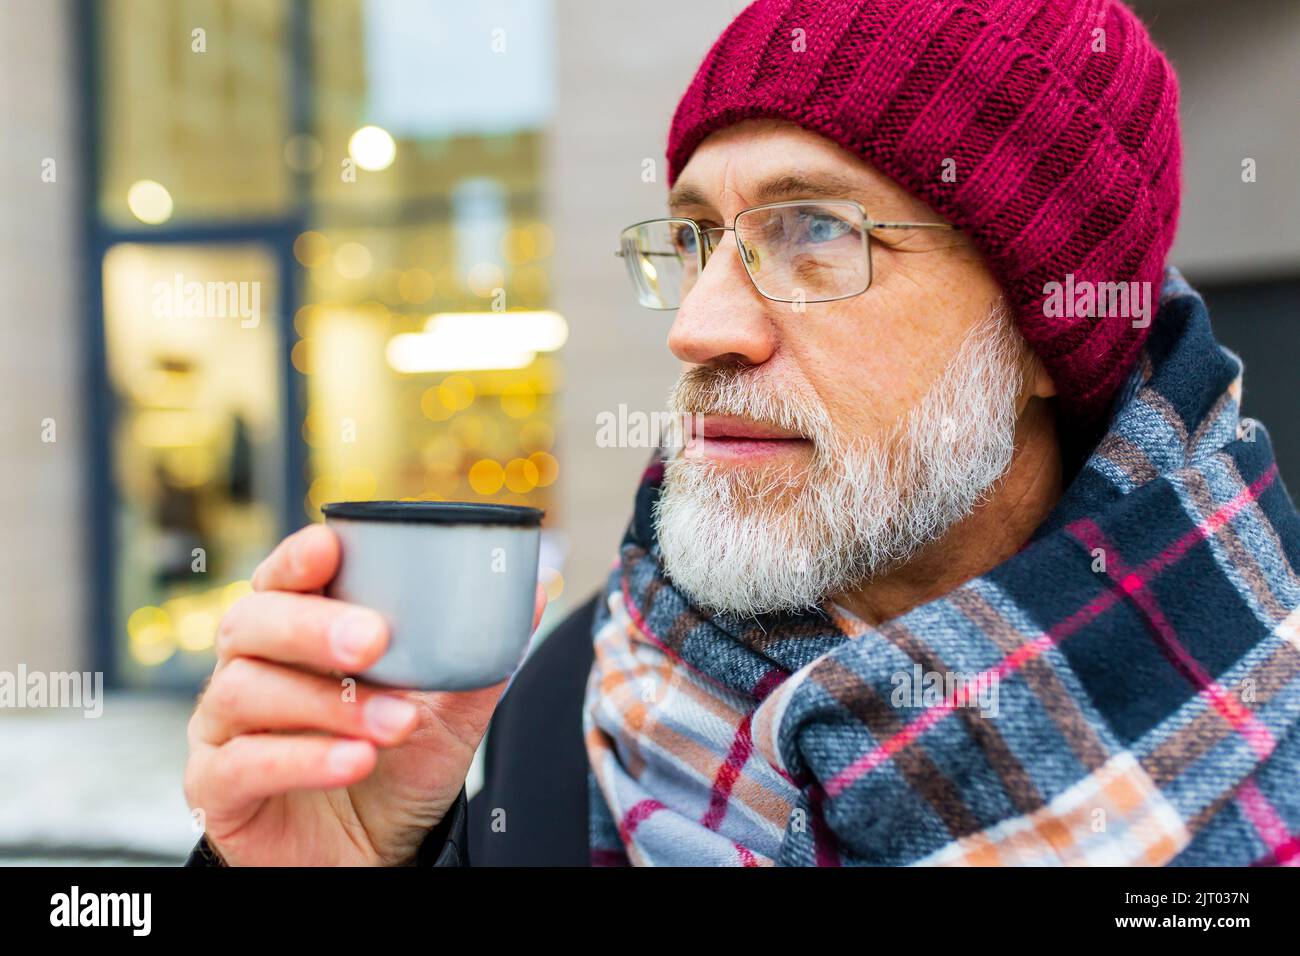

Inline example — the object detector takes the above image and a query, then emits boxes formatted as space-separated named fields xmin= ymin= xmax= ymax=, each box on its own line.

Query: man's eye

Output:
xmin=800 ymin=213 xmax=854 ymax=244
xmin=673 ymin=226 xmax=698 ymax=253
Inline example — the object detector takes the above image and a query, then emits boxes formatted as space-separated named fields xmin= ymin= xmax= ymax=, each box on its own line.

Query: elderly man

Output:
xmin=185 ymin=0 xmax=1300 ymax=867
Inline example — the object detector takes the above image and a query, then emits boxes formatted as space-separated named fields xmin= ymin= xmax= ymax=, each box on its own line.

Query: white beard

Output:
xmin=654 ymin=305 xmax=1025 ymax=617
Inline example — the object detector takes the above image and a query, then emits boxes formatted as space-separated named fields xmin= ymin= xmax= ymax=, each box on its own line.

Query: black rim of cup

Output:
xmin=322 ymin=500 xmax=544 ymax=526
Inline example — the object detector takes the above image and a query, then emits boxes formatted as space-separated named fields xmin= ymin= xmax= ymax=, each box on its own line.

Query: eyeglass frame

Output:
xmin=615 ymin=198 xmax=957 ymax=309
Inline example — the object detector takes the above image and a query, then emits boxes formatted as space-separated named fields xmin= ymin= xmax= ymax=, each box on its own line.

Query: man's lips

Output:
xmin=684 ymin=414 xmax=811 ymax=462
xmin=691 ymin=414 xmax=804 ymax=440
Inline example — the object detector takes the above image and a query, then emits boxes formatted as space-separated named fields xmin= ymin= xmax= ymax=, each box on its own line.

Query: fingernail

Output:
xmin=364 ymin=696 xmax=417 ymax=737
xmin=329 ymin=610 xmax=384 ymax=668
xmin=327 ymin=740 xmax=371 ymax=776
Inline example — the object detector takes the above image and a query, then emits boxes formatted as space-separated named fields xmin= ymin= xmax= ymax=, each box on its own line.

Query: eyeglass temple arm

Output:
xmin=866 ymin=221 xmax=955 ymax=230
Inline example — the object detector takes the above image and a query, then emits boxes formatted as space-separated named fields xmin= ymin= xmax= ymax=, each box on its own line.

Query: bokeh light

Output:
xmin=348 ymin=125 xmax=397 ymax=171
xmin=500 ymin=381 xmax=536 ymax=418
xmin=126 ymin=179 xmax=174 ymax=224
xmin=334 ymin=242 xmax=373 ymax=279
xmin=420 ymin=387 xmax=454 ymax=422
xmin=528 ymin=451 xmax=559 ymax=486
xmin=437 ymin=375 xmax=475 ymax=411
xmin=127 ymin=605 xmax=176 ymax=665
xmin=294 ymin=231 xmax=331 ymax=268
xmin=468 ymin=458 xmax=505 ymax=495
xmin=504 ymin=457 xmax=539 ymax=493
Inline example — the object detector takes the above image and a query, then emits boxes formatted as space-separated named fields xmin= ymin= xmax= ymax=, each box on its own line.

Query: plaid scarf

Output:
xmin=583 ymin=269 xmax=1300 ymax=866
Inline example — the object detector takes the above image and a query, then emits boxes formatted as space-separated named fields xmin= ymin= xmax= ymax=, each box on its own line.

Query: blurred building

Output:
xmin=8 ymin=0 xmax=569 ymax=693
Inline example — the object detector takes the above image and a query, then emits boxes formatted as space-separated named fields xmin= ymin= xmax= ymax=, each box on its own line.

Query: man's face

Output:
xmin=653 ymin=119 xmax=1050 ymax=616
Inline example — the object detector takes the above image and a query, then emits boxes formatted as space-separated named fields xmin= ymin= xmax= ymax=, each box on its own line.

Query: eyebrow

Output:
xmin=667 ymin=171 xmax=869 ymax=211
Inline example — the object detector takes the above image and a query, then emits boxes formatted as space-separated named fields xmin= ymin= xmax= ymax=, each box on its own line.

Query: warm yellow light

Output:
xmin=311 ymin=265 xmax=342 ymax=292
xmin=501 ymin=228 xmax=537 ymax=264
xmin=127 ymin=605 xmax=175 ymax=666
xmin=468 ymin=459 xmax=505 ymax=495
xmin=423 ymin=311 xmax=568 ymax=351
xmin=527 ymin=223 xmax=555 ymax=258
xmin=387 ymin=312 xmax=566 ymax=374
xmin=126 ymin=180 xmax=174 ymax=224
xmin=437 ymin=375 xmax=475 ymax=411
xmin=528 ymin=451 xmax=559 ymax=487
xmin=133 ymin=410 xmax=209 ymax=448
xmin=291 ymin=339 xmax=315 ymax=375
xmin=500 ymin=381 xmax=536 ymax=418
xmin=504 ymin=457 xmax=539 ymax=494
xmin=308 ymin=475 xmax=342 ymax=509
xmin=127 ymin=605 xmax=168 ymax=639
xmin=519 ymin=421 xmax=555 ymax=452
xmin=451 ymin=415 xmax=487 ymax=448
xmin=334 ymin=242 xmax=373 ymax=279
xmin=220 ymin=580 xmax=253 ymax=610
xmin=420 ymin=387 xmax=454 ymax=421
xmin=399 ymin=268 xmax=436 ymax=304
xmin=348 ymin=125 xmax=397 ymax=171
xmin=130 ymin=636 xmax=176 ymax=667
xmin=387 ymin=333 xmax=534 ymax=373
xmin=294 ymin=231 xmax=331 ymax=268
xmin=341 ymin=467 xmax=378 ymax=500
xmin=175 ymin=606 xmax=219 ymax=652
xmin=161 ymin=446 xmax=216 ymax=488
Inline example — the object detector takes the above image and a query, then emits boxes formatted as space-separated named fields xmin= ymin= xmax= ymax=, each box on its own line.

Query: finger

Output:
xmin=216 ymin=591 xmax=388 ymax=673
xmin=251 ymin=524 xmax=340 ymax=594
xmin=194 ymin=734 xmax=377 ymax=819
xmin=192 ymin=657 xmax=419 ymax=748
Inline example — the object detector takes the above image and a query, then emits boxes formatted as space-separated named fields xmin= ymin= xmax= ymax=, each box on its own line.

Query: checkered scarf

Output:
xmin=583 ymin=269 xmax=1300 ymax=866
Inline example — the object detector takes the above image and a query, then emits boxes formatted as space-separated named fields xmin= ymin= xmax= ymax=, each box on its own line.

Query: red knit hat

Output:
xmin=667 ymin=0 xmax=1181 ymax=425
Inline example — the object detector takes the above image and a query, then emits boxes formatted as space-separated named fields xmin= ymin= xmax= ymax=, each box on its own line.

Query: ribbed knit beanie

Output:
xmin=667 ymin=0 xmax=1181 ymax=425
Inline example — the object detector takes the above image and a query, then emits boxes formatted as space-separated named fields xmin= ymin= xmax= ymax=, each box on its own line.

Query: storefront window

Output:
xmin=92 ymin=0 xmax=560 ymax=688
xmin=102 ymin=244 xmax=284 ymax=686
xmin=98 ymin=0 xmax=292 ymax=225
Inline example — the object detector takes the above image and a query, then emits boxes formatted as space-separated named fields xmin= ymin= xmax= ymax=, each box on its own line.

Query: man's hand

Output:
xmin=183 ymin=524 xmax=545 ymax=866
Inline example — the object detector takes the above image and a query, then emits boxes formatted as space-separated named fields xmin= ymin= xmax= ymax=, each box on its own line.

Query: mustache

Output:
xmin=668 ymin=364 xmax=834 ymax=444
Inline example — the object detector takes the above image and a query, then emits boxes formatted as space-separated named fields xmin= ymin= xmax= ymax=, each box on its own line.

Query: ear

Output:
xmin=1016 ymin=347 xmax=1057 ymax=415
xmin=1028 ymin=354 xmax=1057 ymax=399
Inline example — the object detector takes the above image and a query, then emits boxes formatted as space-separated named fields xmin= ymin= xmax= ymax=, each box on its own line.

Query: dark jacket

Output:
xmin=186 ymin=595 xmax=598 ymax=867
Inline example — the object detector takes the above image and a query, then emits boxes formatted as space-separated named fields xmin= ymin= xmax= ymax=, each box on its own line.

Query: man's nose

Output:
xmin=666 ymin=238 xmax=777 ymax=367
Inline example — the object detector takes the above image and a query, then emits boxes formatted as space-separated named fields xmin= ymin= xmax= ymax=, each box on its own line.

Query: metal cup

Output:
xmin=322 ymin=501 xmax=543 ymax=690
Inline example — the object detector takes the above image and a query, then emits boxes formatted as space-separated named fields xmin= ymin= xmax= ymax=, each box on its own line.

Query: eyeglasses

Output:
xmin=616 ymin=199 xmax=955 ymax=310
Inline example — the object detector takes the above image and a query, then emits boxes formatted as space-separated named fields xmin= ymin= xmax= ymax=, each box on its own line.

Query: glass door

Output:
xmin=101 ymin=243 xmax=287 ymax=688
